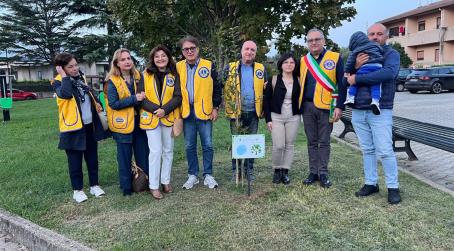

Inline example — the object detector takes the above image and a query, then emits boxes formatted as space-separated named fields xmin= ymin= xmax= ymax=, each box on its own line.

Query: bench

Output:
xmin=339 ymin=108 xmax=454 ymax=161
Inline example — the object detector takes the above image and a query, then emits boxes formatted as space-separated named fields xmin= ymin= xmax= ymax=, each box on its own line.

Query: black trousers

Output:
xmin=65 ymin=123 xmax=99 ymax=190
xmin=302 ymin=101 xmax=333 ymax=175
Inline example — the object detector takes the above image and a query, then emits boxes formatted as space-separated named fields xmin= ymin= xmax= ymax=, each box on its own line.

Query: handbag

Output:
xmin=98 ymin=111 xmax=108 ymax=131
xmin=171 ymin=118 xmax=183 ymax=138
xmin=131 ymin=161 xmax=149 ymax=192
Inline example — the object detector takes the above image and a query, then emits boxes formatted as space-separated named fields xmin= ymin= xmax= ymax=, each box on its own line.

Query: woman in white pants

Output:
xmin=138 ymin=45 xmax=182 ymax=199
xmin=264 ymin=53 xmax=302 ymax=185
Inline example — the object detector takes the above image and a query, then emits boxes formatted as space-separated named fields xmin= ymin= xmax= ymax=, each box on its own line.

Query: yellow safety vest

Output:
xmin=52 ymin=74 xmax=84 ymax=133
xmin=224 ymin=61 xmax=265 ymax=118
xmin=140 ymin=71 xmax=180 ymax=129
xmin=176 ymin=58 xmax=213 ymax=120
xmin=299 ymin=50 xmax=340 ymax=110
xmin=106 ymin=70 xmax=141 ymax=134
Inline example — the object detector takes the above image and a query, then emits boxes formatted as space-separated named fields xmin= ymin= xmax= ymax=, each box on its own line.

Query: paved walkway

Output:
xmin=333 ymin=91 xmax=454 ymax=192
xmin=0 ymin=230 xmax=28 ymax=251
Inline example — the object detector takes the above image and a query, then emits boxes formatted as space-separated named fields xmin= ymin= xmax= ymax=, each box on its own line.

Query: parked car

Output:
xmin=0 ymin=88 xmax=38 ymax=100
xmin=404 ymin=66 xmax=454 ymax=94
xmin=396 ymin=68 xmax=412 ymax=92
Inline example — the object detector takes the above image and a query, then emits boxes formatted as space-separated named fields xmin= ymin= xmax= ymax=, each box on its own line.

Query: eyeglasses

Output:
xmin=182 ymin=46 xmax=197 ymax=53
xmin=307 ymin=38 xmax=323 ymax=44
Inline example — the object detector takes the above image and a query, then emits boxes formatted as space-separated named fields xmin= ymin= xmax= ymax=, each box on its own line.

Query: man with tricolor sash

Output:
xmin=299 ymin=28 xmax=347 ymax=188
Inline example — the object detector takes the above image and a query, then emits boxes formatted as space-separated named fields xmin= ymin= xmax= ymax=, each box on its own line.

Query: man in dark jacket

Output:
xmin=345 ymin=23 xmax=401 ymax=204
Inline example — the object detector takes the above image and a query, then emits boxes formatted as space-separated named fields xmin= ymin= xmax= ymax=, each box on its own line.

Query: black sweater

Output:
xmin=263 ymin=74 xmax=301 ymax=123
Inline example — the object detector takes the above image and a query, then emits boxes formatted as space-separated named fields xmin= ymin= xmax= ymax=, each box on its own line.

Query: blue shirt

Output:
xmin=240 ymin=64 xmax=255 ymax=112
xmin=185 ymin=59 xmax=199 ymax=105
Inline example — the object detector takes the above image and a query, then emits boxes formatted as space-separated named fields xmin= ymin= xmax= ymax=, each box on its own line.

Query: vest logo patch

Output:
xmin=166 ymin=77 xmax=175 ymax=87
xmin=141 ymin=111 xmax=149 ymax=119
xmin=255 ymin=69 xmax=264 ymax=79
xmin=115 ymin=117 xmax=125 ymax=123
xmin=323 ymin=60 xmax=336 ymax=70
xmin=198 ymin=67 xmax=210 ymax=78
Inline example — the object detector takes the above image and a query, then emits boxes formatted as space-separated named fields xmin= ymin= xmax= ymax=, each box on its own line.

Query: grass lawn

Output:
xmin=1 ymin=98 xmax=454 ymax=250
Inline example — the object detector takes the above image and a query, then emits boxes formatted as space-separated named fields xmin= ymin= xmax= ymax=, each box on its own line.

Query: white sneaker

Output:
xmin=182 ymin=175 xmax=199 ymax=189
xmin=89 ymin=185 xmax=106 ymax=197
xmin=73 ymin=190 xmax=88 ymax=203
xmin=204 ymin=175 xmax=218 ymax=189
xmin=370 ymin=99 xmax=381 ymax=115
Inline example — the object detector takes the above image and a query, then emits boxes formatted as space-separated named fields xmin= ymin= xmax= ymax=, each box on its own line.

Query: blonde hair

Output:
xmin=106 ymin=48 xmax=138 ymax=81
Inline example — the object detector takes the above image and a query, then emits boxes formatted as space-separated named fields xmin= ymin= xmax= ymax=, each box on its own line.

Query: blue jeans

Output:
xmin=183 ymin=107 xmax=213 ymax=177
xmin=113 ymin=124 xmax=149 ymax=192
xmin=351 ymin=109 xmax=399 ymax=188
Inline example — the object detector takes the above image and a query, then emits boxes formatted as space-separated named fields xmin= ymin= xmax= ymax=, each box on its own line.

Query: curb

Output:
xmin=0 ymin=208 xmax=94 ymax=251
xmin=331 ymin=135 xmax=454 ymax=198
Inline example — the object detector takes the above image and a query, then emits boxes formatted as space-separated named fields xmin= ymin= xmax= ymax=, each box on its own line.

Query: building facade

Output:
xmin=0 ymin=59 xmax=108 ymax=83
xmin=382 ymin=0 xmax=454 ymax=67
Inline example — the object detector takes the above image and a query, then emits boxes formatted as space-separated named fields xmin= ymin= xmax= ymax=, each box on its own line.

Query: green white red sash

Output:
xmin=303 ymin=53 xmax=338 ymax=122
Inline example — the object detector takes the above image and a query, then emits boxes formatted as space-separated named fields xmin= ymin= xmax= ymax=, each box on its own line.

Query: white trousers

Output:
xmin=146 ymin=125 xmax=174 ymax=190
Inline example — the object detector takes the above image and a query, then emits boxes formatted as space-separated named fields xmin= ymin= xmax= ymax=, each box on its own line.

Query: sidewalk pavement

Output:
xmin=332 ymin=122 xmax=454 ymax=194
xmin=0 ymin=230 xmax=28 ymax=251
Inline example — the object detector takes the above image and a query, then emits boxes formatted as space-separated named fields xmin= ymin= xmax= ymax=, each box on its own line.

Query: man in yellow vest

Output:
xmin=300 ymin=28 xmax=347 ymax=188
xmin=224 ymin=40 xmax=266 ymax=181
xmin=176 ymin=36 xmax=222 ymax=190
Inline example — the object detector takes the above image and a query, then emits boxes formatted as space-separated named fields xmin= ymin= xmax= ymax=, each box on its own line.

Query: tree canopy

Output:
xmin=0 ymin=0 xmax=75 ymax=64
xmin=109 ymin=0 xmax=356 ymax=70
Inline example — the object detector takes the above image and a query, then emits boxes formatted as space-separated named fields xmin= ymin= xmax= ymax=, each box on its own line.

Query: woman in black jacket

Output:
xmin=264 ymin=53 xmax=301 ymax=185
xmin=53 ymin=52 xmax=107 ymax=203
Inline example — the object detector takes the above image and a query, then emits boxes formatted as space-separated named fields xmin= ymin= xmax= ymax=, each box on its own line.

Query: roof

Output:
xmin=380 ymin=0 xmax=454 ymax=24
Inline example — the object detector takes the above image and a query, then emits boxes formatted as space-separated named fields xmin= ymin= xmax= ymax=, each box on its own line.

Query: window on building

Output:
xmin=435 ymin=49 xmax=439 ymax=63
xmin=436 ymin=17 xmax=441 ymax=29
xmin=389 ymin=27 xmax=399 ymax=38
xmin=37 ymin=71 xmax=43 ymax=80
xmin=418 ymin=21 xmax=425 ymax=31
xmin=417 ymin=50 xmax=424 ymax=61
xmin=399 ymin=26 xmax=405 ymax=36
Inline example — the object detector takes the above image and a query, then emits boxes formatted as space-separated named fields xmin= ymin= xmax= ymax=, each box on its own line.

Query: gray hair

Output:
xmin=306 ymin=28 xmax=325 ymax=39
xmin=367 ymin=23 xmax=389 ymax=37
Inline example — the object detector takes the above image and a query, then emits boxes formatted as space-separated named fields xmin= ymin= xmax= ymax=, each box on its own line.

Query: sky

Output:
xmin=0 ymin=0 xmax=441 ymax=58
xmin=268 ymin=0 xmax=441 ymax=55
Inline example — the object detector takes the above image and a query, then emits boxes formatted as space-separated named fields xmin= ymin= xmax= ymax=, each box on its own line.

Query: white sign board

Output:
xmin=232 ymin=134 xmax=265 ymax=159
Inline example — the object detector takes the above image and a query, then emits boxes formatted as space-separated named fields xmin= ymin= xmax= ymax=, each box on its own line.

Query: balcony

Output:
xmin=391 ymin=28 xmax=454 ymax=47
xmin=406 ymin=29 xmax=441 ymax=46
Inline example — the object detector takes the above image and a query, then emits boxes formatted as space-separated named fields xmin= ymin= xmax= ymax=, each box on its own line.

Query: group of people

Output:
xmin=52 ymin=22 xmax=402 ymax=205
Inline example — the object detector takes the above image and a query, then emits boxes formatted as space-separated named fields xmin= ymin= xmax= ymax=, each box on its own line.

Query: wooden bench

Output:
xmin=339 ymin=108 xmax=454 ymax=161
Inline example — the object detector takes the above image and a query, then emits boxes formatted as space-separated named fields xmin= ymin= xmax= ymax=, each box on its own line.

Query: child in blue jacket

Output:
xmin=344 ymin=31 xmax=384 ymax=115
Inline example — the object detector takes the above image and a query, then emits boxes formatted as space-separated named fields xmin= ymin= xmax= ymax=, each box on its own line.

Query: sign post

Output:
xmin=0 ymin=75 xmax=14 ymax=122
xmin=232 ymin=134 xmax=265 ymax=196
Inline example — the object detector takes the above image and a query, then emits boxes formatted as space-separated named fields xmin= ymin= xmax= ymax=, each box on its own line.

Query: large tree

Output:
xmin=0 ymin=0 xmax=75 ymax=64
xmin=68 ymin=0 xmax=124 ymax=63
xmin=109 ymin=0 xmax=356 ymax=71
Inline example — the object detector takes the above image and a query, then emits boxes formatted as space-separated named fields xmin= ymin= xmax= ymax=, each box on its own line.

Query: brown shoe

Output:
xmin=162 ymin=184 xmax=173 ymax=193
xmin=150 ymin=189 xmax=163 ymax=200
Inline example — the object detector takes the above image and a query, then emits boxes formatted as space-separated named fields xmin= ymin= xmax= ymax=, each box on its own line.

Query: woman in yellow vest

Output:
xmin=139 ymin=45 xmax=182 ymax=199
xmin=52 ymin=52 xmax=107 ymax=203
xmin=106 ymin=48 xmax=149 ymax=196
